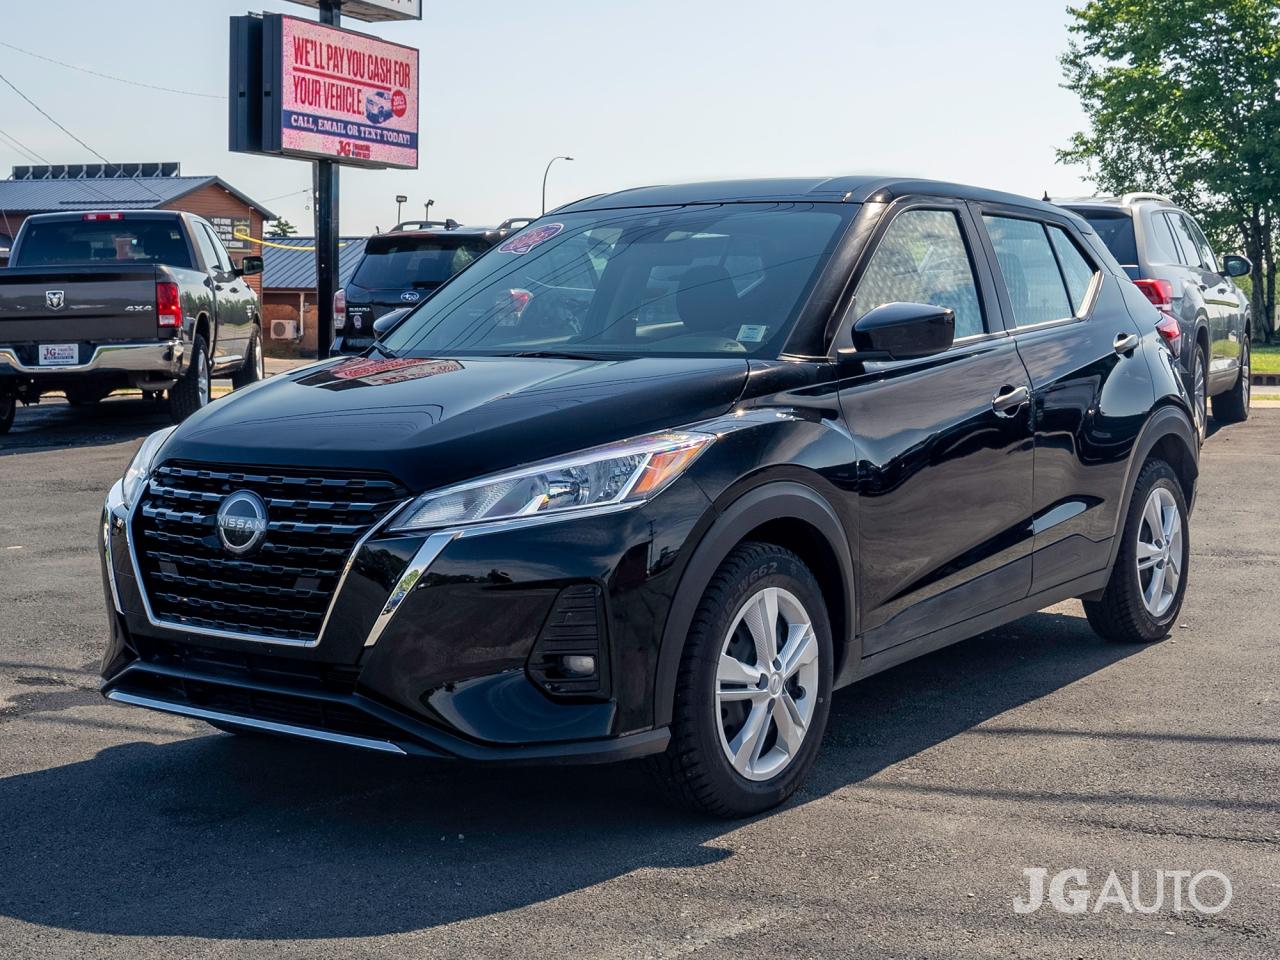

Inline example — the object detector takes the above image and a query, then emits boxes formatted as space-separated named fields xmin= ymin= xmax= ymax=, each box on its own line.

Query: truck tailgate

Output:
xmin=0 ymin=266 xmax=161 ymax=343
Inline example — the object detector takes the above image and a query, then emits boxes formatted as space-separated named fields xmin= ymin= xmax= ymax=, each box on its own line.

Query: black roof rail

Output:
xmin=497 ymin=217 xmax=536 ymax=231
xmin=391 ymin=218 xmax=461 ymax=232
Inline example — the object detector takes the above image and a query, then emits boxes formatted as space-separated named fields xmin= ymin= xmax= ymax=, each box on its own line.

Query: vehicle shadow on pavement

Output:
xmin=0 ymin=395 xmax=173 ymax=454
xmin=0 ymin=609 xmax=1140 ymax=940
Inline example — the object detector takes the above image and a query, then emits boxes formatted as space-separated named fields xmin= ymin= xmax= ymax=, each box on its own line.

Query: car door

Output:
xmin=836 ymin=201 xmax=1035 ymax=655
xmin=196 ymin=222 xmax=252 ymax=363
xmin=1165 ymin=211 xmax=1231 ymax=376
xmin=973 ymin=205 xmax=1155 ymax=594
xmin=1181 ymin=213 xmax=1242 ymax=385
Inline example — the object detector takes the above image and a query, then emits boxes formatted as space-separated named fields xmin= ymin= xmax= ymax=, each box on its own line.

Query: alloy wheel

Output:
xmin=1242 ymin=343 xmax=1250 ymax=410
xmin=1193 ymin=355 xmax=1206 ymax=438
xmin=1135 ymin=486 xmax=1182 ymax=618
xmin=255 ymin=339 xmax=265 ymax=381
xmin=197 ymin=350 xmax=210 ymax=407
xmin=716 ymin=586 xmax=820 ymax=782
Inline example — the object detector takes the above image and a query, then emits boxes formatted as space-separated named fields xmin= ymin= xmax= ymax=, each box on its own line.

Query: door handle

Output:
xmin=1113 ymin=332 xmax=1140 ymax=355
xmin=991 ymin=384 xmax=1029 ymax=417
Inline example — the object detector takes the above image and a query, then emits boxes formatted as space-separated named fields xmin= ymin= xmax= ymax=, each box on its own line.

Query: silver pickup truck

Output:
xmin=0 ymin=210 xmax=265 ymax=434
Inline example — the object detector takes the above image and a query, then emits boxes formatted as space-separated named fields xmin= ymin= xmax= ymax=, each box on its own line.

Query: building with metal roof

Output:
xmin=259 ymin=237 xmax=369 ymax=357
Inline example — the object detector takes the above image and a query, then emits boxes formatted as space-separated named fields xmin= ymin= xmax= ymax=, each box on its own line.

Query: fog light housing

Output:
xmin=527 ymin=584 xmax=609 ymax=699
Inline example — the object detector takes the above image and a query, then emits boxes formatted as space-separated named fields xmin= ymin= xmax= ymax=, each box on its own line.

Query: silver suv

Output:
xmin=1058 ymin=193 xmax=1252 ymax=437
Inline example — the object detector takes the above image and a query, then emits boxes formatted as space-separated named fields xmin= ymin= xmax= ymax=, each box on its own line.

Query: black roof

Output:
xmin=557 ymin=176 xmax=1066 ymax=216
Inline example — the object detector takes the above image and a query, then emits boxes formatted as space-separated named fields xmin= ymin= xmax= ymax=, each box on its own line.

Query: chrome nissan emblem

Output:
xmin=216 ymin=490 xmax=268 ymax=554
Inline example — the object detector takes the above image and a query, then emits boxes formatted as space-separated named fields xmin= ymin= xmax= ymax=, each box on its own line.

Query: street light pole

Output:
xmin=542 ymin=155 xmax=574 ymax=215
xmin=424 ymin=198 xmax=435 ymax=222
xmin=395 ymin=194 xmax=407 ymax=224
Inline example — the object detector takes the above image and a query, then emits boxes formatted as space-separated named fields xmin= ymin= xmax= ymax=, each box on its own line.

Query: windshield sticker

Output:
xmin=498 ymin=223 xmax=563 ymax=255
xmin=737 ymin=324 xmax=769 ymax=343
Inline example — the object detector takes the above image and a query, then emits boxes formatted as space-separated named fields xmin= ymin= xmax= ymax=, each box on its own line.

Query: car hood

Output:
xmin=162 ymin=355 xmax=750 ymax=492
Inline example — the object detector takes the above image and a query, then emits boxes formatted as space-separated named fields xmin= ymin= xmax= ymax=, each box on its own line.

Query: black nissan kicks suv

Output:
xmin=101 ymin=177 xmax=1198 ymax=817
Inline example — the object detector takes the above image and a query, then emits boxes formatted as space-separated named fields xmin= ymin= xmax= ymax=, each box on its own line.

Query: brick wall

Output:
xmin=161 ymin=183 xmax=266 ymax=296
xmin=262 ymin=291 xmax=319 ymax=358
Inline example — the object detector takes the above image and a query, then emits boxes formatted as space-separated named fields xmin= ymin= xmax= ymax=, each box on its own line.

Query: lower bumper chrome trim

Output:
xmin=105 ymin=689 xmax=407 ymax=755
xmin=0 ymin=340 xmax=183 ymax=375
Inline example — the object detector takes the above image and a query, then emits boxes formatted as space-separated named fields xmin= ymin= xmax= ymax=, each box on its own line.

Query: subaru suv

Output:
xmin=1058 ymin=193 xmax=1252 ymax=438
xmin=333 ymin=219 xmax=532 ymax=355
xmin=100 ymin=177 xmax=1198 ymax=817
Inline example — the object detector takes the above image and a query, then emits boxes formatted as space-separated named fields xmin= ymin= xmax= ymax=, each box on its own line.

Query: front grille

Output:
xmin=134 ymin=461 xmax=407 ymax=643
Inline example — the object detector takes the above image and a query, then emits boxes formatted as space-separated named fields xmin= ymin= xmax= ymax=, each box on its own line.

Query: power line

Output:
xmin=0 ymin=40 xmax=224 ymax=100
xmin=263 ymin=187 xmax=313 ymax=202
xmin=0 ymin=125 xmax=49 ymax=165
xmin=0 ymin=69 xmax=112 ymax=165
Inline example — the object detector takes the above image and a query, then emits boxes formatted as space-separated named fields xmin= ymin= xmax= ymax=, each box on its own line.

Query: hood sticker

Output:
xmin=498 ymin=223 xmax=563 ymax=255
xmin=302 ymin=357 xmax=464 ymax=390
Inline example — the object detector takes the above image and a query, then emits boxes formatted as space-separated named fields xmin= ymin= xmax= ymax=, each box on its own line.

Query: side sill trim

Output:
xmin=105 ymin=689 xmax=407 ymax=755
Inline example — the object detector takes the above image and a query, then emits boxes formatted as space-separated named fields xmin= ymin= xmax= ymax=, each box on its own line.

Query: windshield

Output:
xmin=15 ymin=219 xmax=192 ymax=268
xmin=379 ymin=203 xmax=851 ymax=359
xmin=352 ymin=235 xmax=494 ymax=289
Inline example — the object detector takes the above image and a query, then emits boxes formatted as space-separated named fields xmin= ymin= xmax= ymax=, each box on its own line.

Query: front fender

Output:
xmin=652 ymin=480 xmax=856 ymax=727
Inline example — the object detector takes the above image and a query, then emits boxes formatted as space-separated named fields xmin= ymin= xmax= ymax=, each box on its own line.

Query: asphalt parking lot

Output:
xmin=1 ymin=395 xmax=1277 ymax=959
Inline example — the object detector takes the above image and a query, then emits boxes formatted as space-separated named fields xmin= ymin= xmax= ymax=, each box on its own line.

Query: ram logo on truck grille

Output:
xmin=216 ymin=491 xmax=269 ymax=555
xmin=45 ymin=290 xmax=65 ymax=310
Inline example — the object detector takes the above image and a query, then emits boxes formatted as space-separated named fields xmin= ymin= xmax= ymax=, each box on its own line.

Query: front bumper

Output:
xmin=0 ymin=340 xmax=184 ymax=377
xmin=99 ymin=474 xmax=709 ymax=762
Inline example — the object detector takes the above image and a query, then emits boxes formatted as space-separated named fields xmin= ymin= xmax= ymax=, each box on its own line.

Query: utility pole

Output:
xmin=312 ymin=0 xmax=341 ymax=359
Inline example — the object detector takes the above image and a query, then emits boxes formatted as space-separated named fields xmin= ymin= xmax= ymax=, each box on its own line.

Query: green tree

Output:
xmin=267 ymin=218 xmax=298 ymax=238
xmin=1059 ymin=0 xmax=1280 ymax=343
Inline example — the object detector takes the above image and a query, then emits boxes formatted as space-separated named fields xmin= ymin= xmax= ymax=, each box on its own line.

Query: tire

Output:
xmin=169 ymin=334 xmax=211 ymax=422
xmin=230 ymin=325 xmax=264 ymax=390
xmin=64 ymin=385 xmax=111 ymax=406
xmin=0 ymin=395 xmax=14 ymax=435
xmin=1084 ymin=459 xmax=1189 ymax=643
xmin=1211 ymin=337 xmax=1250 ymax=424
xmin=649 ymin=542 xmax=834 ymax=817
xmin=1189 ymin=343 xmax=1208 ymax=443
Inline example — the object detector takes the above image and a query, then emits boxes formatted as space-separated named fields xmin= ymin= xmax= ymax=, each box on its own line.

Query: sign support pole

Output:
xmin=313 ymin=0 xmax=341 ymax=359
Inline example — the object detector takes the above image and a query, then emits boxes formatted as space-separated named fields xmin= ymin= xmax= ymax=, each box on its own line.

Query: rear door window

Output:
xmin=1182 ymin=216 xmax=1219 ymax=273
xmin=1144 ymin=213 xmax=1182 ymax=265
xmin=982 ymin=215 xmax=1073 ymax=327
xmin=1165 ymin=213 xmax=1201 ymax=268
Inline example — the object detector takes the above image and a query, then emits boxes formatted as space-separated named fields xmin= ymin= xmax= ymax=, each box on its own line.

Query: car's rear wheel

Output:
xmin=650 ymin=542 xmax=833 ymax=817
xmin=1084 ymin=459 xmax=1189 ymax=643
xmin=1212 ymin=337 xmax=1250 ymax=424
xmin=0 ymin=395 xmax=14 ymax=434
xmin=169 ymin=334 xmax=210 ymax=422
xmin=231 ymin=326 xmax=264 ymax=389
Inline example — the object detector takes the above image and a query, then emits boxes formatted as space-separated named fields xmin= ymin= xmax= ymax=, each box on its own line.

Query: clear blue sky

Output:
xmin=0 ymin=0 xmax=1091 ymax=236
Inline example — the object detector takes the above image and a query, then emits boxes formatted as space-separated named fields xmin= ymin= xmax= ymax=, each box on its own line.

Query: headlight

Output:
xmin=390 ymin=430 xmax=714 ymax=532
xmin=121 ymin=426 xmax=176 ymax=511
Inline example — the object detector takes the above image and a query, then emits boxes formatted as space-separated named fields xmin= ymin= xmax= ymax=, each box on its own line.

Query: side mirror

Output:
xmin=237 ymin=255 xmax=264 ymax=276
xmin=1222 ymin=254 xmax=1251 ymax=278
xmin=845 ymin=301 xmax=955 ymax=363
xmin=373 ymin=307 xmax=410 ymax=339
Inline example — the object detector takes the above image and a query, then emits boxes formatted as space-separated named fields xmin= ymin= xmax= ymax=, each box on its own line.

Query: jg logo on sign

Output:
xmin=217 ymin=491 xmax=268 ymax=555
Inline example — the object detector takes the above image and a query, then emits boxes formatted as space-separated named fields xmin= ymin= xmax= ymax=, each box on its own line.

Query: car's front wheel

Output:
xmin=1084 ymin=458 xmax=1189 ymax=643
xmin=651 ymin=542 xmax=834 ymax=817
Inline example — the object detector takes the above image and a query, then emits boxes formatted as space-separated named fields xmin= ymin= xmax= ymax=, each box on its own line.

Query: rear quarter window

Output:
xmin=1072 ymin=209 xmax=1138 ymax=270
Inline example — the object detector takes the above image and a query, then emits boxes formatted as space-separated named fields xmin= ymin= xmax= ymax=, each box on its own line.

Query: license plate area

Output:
xmin=39 ymin=344 xmax=79 ymax=366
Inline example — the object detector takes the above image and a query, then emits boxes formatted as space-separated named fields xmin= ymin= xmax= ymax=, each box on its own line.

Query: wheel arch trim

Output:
xmin=652 ymin=480 xmax=856 ymax=728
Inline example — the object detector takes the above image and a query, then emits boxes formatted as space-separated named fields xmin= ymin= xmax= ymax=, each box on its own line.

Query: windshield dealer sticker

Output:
xmin=498 ymin=223 xmax=563 ymax=254
xmin=737 ymin=324 xmax=769 ymax=343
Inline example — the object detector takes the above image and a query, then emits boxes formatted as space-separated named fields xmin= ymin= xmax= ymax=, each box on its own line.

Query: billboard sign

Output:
xmin=282 ymin=0 xmax=422 ymax=23
xmin=210 ymin=215 xmax=253 ymax=252
xmin=262 ymin=15 xmax=419 ymax=169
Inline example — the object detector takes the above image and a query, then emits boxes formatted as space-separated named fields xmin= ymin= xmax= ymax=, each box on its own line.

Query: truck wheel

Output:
xmin=649 ymin=542 xmax=834 ymax=817
xmin=0 ymin=396 xmax=14 ymax=435
xmin=169 ymin=334 xmax=210 ymax=422
xmin=231 ymin=326 xmax=264 ymax=390
xmin=1084 ymin=459 xmax=1189 ymax=643
xmin=1211 ymin=338 xmax=1250 ymax=424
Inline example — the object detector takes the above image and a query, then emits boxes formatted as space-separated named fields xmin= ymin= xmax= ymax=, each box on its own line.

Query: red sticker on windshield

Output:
xmin=498 ymin=223 xmax=563 ymax=254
